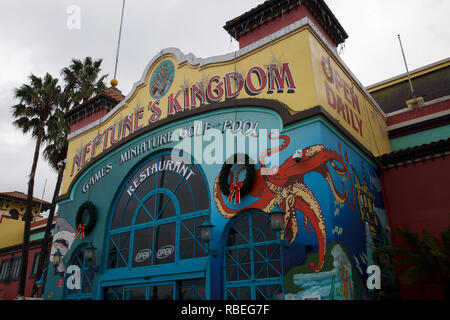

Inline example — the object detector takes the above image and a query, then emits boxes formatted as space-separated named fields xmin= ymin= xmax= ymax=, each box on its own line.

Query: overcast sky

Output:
xmin=0 ymin=0 xmax=449 ymax=203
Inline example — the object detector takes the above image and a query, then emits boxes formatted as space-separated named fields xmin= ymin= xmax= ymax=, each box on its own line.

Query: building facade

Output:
xmin=0 ymin=217 xmax=55 ymax=299
xmin=44 ymin=0 xmax=394 ymax=300
xmin=369 ymin=58 xmax=450 ymax=300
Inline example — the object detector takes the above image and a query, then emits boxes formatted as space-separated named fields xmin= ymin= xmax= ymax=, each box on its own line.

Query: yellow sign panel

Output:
xmin=62 ymin=25 xmax=390 ymax=195
xmin=309 ymin=32 xmax=390 ymax=156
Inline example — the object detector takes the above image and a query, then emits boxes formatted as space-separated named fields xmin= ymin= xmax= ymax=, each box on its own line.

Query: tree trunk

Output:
xmin=17 ymin=135 xmax=42 ymax=298
xmin=31 ymin=163 xmax=65 ymax=297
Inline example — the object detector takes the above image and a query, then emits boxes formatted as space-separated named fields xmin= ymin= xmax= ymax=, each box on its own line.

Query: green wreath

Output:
xmin=219 ymin=153 xmax=255 ymax=198
xmin=76 ymin=201 xmax=97 ymax=235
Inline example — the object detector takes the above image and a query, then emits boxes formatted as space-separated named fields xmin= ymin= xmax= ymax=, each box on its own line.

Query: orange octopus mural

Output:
xmin=214 ymin=134 xmax=355 ymax=272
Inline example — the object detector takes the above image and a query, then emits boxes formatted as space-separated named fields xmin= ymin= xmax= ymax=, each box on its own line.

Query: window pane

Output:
xmin=252 ymin=213 xmax=274 ymax=242
xmin=175 ymin=181 xmax=195 ymax=214
xmin=149 ymin=284 xmax=173 ymax=300
xmin=155 ymin=193 xmax=176 ymax=220
xmin=132 ymin=227 xmax=154 ymax=268
xmin=179 ymin=278 xmax=205 ymax=300
xmin=104 ymin=286 xmax=123 ymax=300
xmin=111 ymin=191 xmax=139 ymax=230
xmin=226 ymin=286 xmax=251 ymax=300
xmin=124 ymin=286 xmax=146 ymax=300
xmin=108 ymin=233 xmax=130 ymax=269
xmin=256 ymin=285 xmax=282 ymax=300
xmin=180 ymin=216 xmax=207 ymax=259
xmin=154 ymin=223 xmax=175 ymax=264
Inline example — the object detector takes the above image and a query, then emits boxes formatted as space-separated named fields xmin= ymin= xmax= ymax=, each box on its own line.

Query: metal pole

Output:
xmin=114 ymin=0 xmax=126 ymax=80
xmin=397 ymin=34 xmax=415 ymax=97
xmin=38 ymin=178 xmax=47 ymax=216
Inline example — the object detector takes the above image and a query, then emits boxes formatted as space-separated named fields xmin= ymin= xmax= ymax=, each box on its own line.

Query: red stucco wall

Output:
xmin=380 ymin=156 xmax=450 ymax=299
xmin=0 ymin=245 xmax=48 ymax=300
xmin=238 ymin=6 xmax=338 ymax=50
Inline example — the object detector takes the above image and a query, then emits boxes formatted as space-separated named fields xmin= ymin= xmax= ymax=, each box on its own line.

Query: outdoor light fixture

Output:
xmin=51 ymin=249 xmax=62 ymax=266
xmin=199 ymin=219 xmax=218 ymax=257
xmin=84 ymin=242 xmax=97 ymax=261
xmin=51 ymin=249 xmax=64 ymax=275
xmin=270 ymin=204 xmax=290 ymax=247
xmin=270 ymin=204 xmax=285 ymax=232
xmin=84 ymin=242 xmax=99 ymax=272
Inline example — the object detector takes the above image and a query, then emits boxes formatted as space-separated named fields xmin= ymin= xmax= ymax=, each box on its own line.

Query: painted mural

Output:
xmin=51 ymin=217 xmax=77 ymax=274
xmin=214 ymin=126 xmax=390 ymax=300
xmin=285 ymin=243 xmax=354 ymax=300
xmin=214 ymin=134 xmax=355 ymax=273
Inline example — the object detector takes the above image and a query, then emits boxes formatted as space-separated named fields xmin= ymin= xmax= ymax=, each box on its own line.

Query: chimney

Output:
xmin=224 ymin=0 xmax=348 ymax=51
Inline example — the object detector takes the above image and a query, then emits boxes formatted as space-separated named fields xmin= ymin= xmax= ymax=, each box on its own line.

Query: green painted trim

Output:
xmin=29 ymin=229 xmax=54 ymax=241
xmin=390 ymin=124 xmax=450 ymax=151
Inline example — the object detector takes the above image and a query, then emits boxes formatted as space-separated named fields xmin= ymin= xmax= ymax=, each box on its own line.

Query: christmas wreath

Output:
xmin=218 ymin=153 xmax=255 ymax=204
xmin=75 ymin=201 xmax=97 ymax=238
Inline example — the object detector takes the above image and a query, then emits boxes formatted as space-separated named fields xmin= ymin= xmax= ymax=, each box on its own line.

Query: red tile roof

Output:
xmin=103 ymin=87 xmax=125 ymax=103
xmin=378 ymin=138 xmax=450 ymax=168
xmin=0 ymin=191 xmax=51 ymax=208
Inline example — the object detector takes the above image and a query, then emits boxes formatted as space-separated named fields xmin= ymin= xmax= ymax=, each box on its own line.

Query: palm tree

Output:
xmin=374 ymin=227 xmax=450 ymax=300
xmin=11 ymin=73 xmax=61 ymax=298
xmin=32 ymin=57 xmax=108 ymax=296
xmin=61 ymin=57 xmax=108 ymax=106
xmin=31 ymin=92 xmax=70 ymax=297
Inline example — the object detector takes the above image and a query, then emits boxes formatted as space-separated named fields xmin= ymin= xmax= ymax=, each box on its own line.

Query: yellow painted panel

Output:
xmin=0 ymin=218 xmax=24 ymax=248
xmin=309 ymin=32 xmax=391 ymax=156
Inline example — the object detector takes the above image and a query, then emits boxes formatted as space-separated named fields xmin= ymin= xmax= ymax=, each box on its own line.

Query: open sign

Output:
xmin=135 ymin=249 xmax=152 ymax=262
xmin=156 ymin=245 xmax=174 ymax=259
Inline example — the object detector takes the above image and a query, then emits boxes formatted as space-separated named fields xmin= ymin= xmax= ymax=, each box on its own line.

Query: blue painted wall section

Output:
xmin=44 ymin=107 xmax=390 ymax=300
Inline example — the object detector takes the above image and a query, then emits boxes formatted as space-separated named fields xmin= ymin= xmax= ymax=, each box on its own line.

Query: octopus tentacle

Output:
xmin=325 ymin=160 xmax=356 ymax=211
xmin=259 ymin=133 xmax=290 ymax=168
xmin=304 ymin=216 xmax=314 ymax=233
xmin=292 ymin=183 xmax=326 ymax=272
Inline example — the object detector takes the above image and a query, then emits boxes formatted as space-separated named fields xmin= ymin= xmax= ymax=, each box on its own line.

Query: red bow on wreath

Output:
xmin=74 ymin=224 xmax=86 ymax=240
xmin=228 ymin=181 xmax=244 ymax=204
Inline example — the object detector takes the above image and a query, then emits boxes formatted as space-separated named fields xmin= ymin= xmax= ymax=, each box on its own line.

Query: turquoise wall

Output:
xmin=390 ymin=124 xmax=450 ymax=151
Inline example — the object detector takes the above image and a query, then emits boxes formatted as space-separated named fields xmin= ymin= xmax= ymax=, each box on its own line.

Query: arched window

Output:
xmin=223 ymin=211 xmax=284 ymax=300
xmin=103 ymin=151 xmax=210 ymax=300
xmin=65 ymin=244 xmax=95 ymax=300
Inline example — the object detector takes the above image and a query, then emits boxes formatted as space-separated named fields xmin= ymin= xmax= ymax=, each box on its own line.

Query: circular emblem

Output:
xmin=149 ymin=60 xmax=175 ymax=99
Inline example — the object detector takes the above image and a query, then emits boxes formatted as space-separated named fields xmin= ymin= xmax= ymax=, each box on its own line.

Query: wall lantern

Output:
xmin=84 ymin=242 xmax=99 ymax=272
xmin=84 ymin=242 xmax=97 ymax=261
xmin=199 ymin=219 xmax=217 ymax=257
xmin=270 ymin=204 xmax=290 ymax=247
xmin=270 ymin=204 xmax=285 ymax=232
xmin=51 ymin=249 xmax=64 ymax=275
xmin=51 ymin=249 xmax=62 ymax=266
